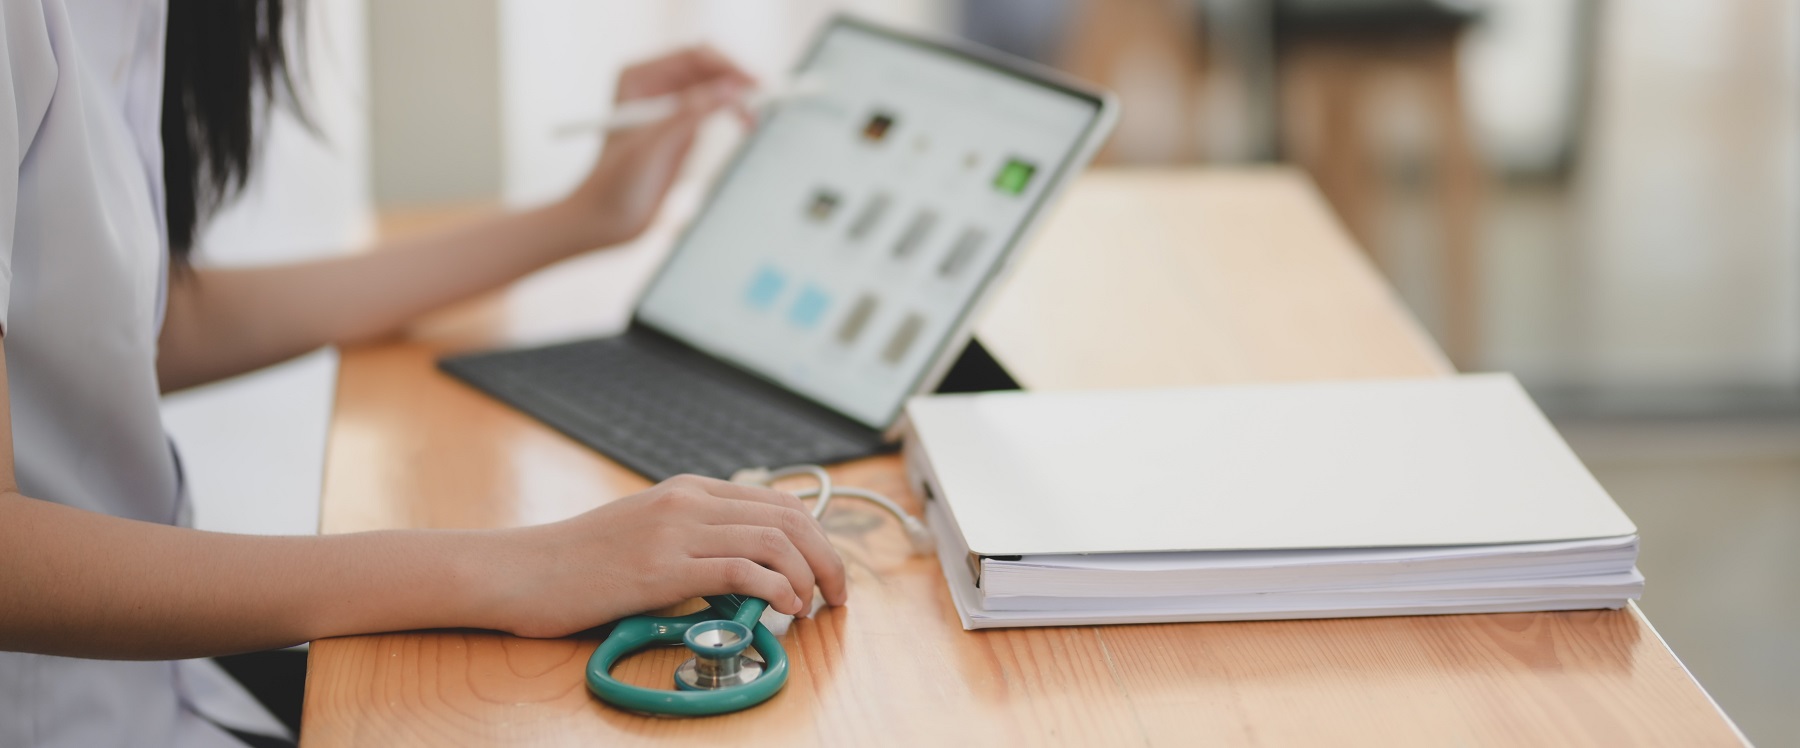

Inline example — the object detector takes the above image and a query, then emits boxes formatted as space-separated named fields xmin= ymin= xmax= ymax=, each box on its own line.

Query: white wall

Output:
xmin=161 ymin=0 xmax=372 ymax=536
xmin=369 ymin=0 xmax=502 ymax=205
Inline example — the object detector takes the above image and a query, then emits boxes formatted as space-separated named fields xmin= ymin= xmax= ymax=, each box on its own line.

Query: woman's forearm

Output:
xmin=0 ymin=490 xmax=519 ymax=660
xmin=0 ymin=473 xmax=849 ymax=660
xmin=157 ymin=199 xmax=609 ymax=391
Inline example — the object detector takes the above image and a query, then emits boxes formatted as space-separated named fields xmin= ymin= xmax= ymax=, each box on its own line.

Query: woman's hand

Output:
xmin=489 ymin=475 xmax=848 ymax=639
xmin=556 ymin=46 xmax=756 ymax=250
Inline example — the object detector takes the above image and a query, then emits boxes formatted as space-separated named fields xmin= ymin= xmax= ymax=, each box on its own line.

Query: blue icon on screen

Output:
xmin=744 ymin=265 xmax=787 ymax=310
xmin=788 ymin=285 xmax=830 ymax=329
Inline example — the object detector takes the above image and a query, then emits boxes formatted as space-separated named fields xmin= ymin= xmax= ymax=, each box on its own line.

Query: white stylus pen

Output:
xmin=552 ymin=75 xmax=827 ymax=138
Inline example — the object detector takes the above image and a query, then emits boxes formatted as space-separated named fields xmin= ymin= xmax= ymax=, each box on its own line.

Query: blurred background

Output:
xmin=162 ymin=1 xmax=1798 ymax=742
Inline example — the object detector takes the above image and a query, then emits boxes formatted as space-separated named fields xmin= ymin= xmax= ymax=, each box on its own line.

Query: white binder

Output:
xmin=903 ymin=374 xmax=1642 ymax=629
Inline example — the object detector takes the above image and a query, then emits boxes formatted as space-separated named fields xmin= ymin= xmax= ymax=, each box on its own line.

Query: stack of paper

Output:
xmin=904 ymin=374 xmax=1643 ymax=630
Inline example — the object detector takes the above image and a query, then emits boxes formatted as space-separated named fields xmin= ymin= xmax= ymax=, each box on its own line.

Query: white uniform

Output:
xmin=1 ymin=0 xmax=289 ymax=744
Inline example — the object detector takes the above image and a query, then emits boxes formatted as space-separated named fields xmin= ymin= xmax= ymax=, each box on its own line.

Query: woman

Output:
xmin=0 ymin=1 xmax=848 ymax=746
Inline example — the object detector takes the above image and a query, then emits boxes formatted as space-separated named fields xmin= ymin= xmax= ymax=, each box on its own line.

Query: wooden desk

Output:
xmin=301 ymin=169 xmax=1743 ymax=746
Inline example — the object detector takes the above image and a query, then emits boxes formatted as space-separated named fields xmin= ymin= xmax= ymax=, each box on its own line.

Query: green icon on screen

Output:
xmin=993 ymin=158 xmax=1037 ymax=196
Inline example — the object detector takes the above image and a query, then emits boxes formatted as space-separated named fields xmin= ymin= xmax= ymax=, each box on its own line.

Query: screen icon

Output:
xmin=806 ymin=189 xmax=841 ymax=222
xmin=847 ymin=192 xmax=892 ymax=241
xmin=789 ymin=285 xmax=831 ymax=330
xmin=837 ymin=293 xmax=879 ymax=344
xmin=744 ymin=265 xmax=787 ymax=310
xmin=938 ymin=227 xmax=987 ymax=278
xmin=882 ymin=313 xmax=926 ymax=364
xmin=861 ymin=111 xmax=896 ymax=142
xmin=993 ymin=158 xmax=1037 ymax=196
xmin=892 ymin=209 xmax=938 ymax=259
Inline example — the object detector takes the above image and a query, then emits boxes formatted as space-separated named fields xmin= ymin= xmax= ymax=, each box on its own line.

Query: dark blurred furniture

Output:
xmin=1275 ymin=0 xmax=1486 ymax=367
xmin=985 ymin=0 xmax=1486 ymax=363
xmin=958 ymin=0 xmax=1074 ymax=64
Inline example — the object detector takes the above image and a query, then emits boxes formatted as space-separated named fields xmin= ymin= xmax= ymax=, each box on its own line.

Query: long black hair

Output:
xmin=161 ymin=0 xmax=304 ymax=262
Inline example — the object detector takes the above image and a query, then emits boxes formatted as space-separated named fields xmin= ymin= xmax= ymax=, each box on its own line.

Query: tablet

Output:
xmin=634 ymin=16 xmax=1117 ymax=430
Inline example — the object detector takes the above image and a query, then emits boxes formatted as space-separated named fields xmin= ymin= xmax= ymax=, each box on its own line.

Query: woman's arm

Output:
xmin=158 ymin=47 xmax=753 ymax=391
xmin=0 ymin=344 xmax=846 ymax=660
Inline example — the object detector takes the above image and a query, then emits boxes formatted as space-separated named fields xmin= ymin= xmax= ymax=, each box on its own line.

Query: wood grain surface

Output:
xmin=301 ymin=169 xmax=1743 ymax=746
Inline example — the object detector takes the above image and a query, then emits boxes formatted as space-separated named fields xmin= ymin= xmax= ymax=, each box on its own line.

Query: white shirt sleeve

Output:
xmin=0 ymin=1 xmax=57 ymax=333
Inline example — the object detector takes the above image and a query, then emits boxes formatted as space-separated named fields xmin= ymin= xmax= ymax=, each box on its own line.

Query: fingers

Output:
xmin=683 ymin=45 xmax=756 ymax=88
xmin=674 ymin=80 xmax=748 ymax=120
xmin=616 ymin=45 xmax=757 ymax=102
xmin=686 ymin=558 xmax=806 ymax=615
xmin=688 ymin=524 xmax=816 ymax=613
xmin=660 ymin=476 xmax=847 ymax=607
xmin=730 ymin=102 xmax=758 ymax=130
xmin=692 ymin=495 xmax=849 ymax=608
xmin=668 ymin=474 xmax=809 ymax=515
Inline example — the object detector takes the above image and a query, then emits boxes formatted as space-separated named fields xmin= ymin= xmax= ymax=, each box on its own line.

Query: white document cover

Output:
xmin=904 ymin=374 xmax=1636 ymax=557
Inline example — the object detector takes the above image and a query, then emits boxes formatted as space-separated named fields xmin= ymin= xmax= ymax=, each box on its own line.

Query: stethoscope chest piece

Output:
xmin=673 ymin=619 xmax=763 ymax=691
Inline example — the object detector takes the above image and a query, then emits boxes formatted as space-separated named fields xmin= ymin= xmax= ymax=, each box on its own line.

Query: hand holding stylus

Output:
xmin=549 ymin=46 xmax=759 ymax=250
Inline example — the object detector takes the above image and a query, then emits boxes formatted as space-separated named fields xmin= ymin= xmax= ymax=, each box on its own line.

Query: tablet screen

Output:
xmin=635 ymin=19 xmax=1105 ymax=428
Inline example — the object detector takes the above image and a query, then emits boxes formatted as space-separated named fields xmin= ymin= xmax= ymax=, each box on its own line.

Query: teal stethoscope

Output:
xmin=586 ymin=465 xmax=933 ymax=717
